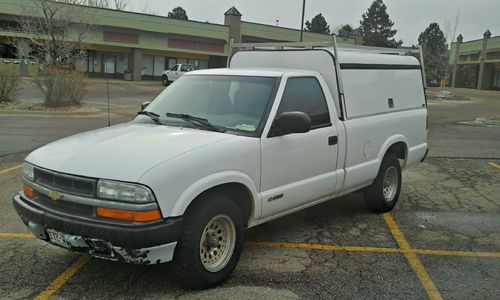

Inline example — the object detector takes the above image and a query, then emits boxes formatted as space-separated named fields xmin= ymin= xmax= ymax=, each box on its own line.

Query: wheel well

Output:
xmin=185 ymin=183 xmax=254 ymax=227
xmin=386 ymin=142 xmax=408 ymax=166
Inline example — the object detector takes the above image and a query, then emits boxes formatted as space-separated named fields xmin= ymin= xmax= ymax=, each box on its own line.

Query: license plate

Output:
xmin=47 ymin=229 xmax=70 ymax=248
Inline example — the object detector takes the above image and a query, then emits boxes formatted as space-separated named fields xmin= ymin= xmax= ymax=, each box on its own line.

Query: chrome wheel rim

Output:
xmin=199 ymin=214 xmax=236 ymax=272
xmin=382 ymin=166 xmax=398 ymax=202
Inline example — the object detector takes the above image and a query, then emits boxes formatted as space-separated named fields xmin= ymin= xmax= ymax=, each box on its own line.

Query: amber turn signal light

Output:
xmin=96 ymin=207 xmax=161 ymax=222
xmin=23 ymin=184 xmax=34 ymax=199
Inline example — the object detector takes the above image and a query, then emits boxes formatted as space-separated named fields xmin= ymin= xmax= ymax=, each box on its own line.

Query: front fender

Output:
xmin=169 ymin=170 xmax=261 ymax=221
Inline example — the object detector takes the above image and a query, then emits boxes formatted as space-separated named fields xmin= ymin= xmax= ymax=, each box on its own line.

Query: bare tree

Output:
xmin=16 ymin=0 xmax=94 ymax=68
xmin=130 ymin=1 xmax=158 ymax=15
xmin=83 ymin=0 xmax=108 ymax=7
xmin=113 ymin=0 xmax=128 ymax=10
xmin=443 ymin=13 xmax=460 ymax=87
xmin=83 ymin=0 xmax=128 ymax=10
xmin=14 ymin=0 xmax=92 ymax=106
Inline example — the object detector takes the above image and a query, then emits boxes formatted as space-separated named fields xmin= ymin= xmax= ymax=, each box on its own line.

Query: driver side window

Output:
xmin=276 ymin=77 xmax=331 ymax=129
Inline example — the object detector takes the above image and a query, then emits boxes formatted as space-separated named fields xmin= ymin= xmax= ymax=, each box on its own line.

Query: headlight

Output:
xmin=97 ymin=180 xmax=154 ymax=203
xmin=23 ymin=163 xmax=34 ymax=181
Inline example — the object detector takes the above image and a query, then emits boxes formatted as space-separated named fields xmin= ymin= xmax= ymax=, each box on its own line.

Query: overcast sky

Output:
xmin=127 ymin=0 xmax=499 ymax=46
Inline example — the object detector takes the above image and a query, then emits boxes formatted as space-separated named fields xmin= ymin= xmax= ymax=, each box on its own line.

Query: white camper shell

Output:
xmin=230 ymin=46 xmax=426 ymax=120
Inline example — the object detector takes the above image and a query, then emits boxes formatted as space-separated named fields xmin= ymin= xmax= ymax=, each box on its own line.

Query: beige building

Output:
xmin=450 ymin=30 xmax=500 ymax=90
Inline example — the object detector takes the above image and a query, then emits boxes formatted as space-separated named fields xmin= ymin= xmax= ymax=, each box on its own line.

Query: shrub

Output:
xmin=35 ymin=68 xmax=87 ymax=107
xmin=0 ymin=75 xmax=20 ymax=102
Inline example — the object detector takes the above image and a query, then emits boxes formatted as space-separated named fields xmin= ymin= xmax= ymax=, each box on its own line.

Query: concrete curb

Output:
xmin=0 ymin=109 xmax=101 ymax=117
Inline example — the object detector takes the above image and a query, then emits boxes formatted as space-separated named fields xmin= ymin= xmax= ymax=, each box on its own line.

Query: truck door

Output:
xmin=260 ymin=76 xmax=339 ymax=219
xmin=170 ymin=64 xmax=180 ymax=80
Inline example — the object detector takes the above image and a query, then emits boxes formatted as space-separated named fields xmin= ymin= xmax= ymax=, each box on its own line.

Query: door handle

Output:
xmin=328 ymin=136 xmax=338 ymax=146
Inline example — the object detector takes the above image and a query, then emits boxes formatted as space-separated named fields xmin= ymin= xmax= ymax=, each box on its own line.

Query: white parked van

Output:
xmin=14 ymin=42 xmax=428 ymax=289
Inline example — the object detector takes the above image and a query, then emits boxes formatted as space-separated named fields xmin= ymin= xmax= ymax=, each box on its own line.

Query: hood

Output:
xmin=26 ymin=123 xmax=233 ymax=182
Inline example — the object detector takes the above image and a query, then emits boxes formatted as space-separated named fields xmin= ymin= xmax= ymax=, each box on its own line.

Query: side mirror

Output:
xmin=270 ymin=111 xmax=311 ymax=137
xmin=140 ymin=101 xmax=151 ymax=111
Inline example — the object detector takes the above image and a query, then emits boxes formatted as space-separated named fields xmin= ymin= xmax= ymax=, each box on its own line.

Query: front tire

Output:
xmin=363 ymin=154 xmax=402 ymax=213
xmin=174 ymin=192 xmax=244 ymax=289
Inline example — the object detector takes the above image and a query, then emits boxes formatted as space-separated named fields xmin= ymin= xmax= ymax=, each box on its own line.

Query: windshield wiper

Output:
xmin=137 ymin=111 xmax=162 ymax=125
xmin=166 ymin=113 xmax=225 ymax=132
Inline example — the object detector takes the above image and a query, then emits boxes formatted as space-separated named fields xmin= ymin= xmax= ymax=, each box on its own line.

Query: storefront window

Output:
xmin=89 ymin=51 xmax=101 ymax=73
xmin=167 ymin=58 xmax=177 ymax=70
xmin=154 ymin=56 xmax=165 ymax=76
xmin=103 ymin=52 xmax=115 ymax=74
xmin=116 ymin=53 xmax=129 ymax=74
xmin=493 ymin=70 xmax=500 ymax=89
xmin=142 ymin=55 xmax=154 ymax=76
xmin=187 ymin=59 xmax=199 ymax=69
xmin=199 ymin=60 xmax=208 ymax=70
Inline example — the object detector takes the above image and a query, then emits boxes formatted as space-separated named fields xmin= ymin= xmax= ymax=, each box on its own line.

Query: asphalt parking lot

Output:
xmin=0 ymin=86 xmax=499 ymax=299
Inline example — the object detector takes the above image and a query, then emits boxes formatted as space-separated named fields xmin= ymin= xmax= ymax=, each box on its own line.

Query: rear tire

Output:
xmin=162 ymin=75 xmax=170 ymax=86
xmin=363 ymin=154 xmax=402 ymax=213
xmin=174 ymin=192 xmax=244 ymax=289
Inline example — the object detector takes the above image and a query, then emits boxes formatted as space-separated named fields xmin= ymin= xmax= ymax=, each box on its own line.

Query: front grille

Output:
xmin=35 ymin=193 xmax=94 ymax=217
xmin=34 ymin=168 xmax=97 ymax=197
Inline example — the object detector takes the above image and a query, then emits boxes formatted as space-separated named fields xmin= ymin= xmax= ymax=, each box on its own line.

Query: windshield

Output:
xmin=140 ymin=75 xmax=279 ymax=134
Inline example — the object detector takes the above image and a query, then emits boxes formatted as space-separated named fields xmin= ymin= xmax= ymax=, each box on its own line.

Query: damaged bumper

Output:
xmin=13 ymin=194 xmax=182 ymax=265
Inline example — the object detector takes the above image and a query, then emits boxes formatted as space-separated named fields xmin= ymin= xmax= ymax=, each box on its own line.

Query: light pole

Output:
xmin=300 ymin=0 xmax=306 ymax=42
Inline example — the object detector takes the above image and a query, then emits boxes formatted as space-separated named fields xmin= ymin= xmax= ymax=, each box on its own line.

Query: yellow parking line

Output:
xmin=488 ymin=161 xmax=500 ymax=170
xmin=414 ymin=248 xmax=500 ymax=258
xmin=383 ymin=213 xmax=443 ymax=300
xmin=34 ymin=255 xmax=91 ymax=300
xmin=0 ymin=164 xmax=22 ymax=175
xmin=246 ymin=241 xmax=401 ymax=254
xmin=246 ymin=241 xmax=500 ymax=259
xmin=2 ymin=232 xmax=500 ymax=259
xmin=0 ymin=233 xmax=35 ymax=238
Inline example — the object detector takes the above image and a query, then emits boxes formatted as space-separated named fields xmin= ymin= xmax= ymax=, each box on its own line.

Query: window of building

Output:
xmin=103 ymin=52 xmax=115 ymax=74
xmin=154 ymin=56 xmax=165 ymax=76
xmin=276 ymin=77 xmax=331 ymax=128
xmin=88 ymin=51 xmax=101 ymax=73
xmin=167 ymin=58 xmax=177 ymax=70
xmin=142 ymin=55 xmax=154 ymax=76
xmin=116 ymin=53 xmax=129 ymax=74
xmin=493 ymin=70 xmax=500 ymax=89
xmin=187 ymin=59 xmax=199 ymax=69
xmin=199 ymin=60 xmax=208 ymax=70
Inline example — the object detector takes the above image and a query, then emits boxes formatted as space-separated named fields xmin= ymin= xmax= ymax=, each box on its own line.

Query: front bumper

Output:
xmin=13 ymin=194 xmax=183 ymax=264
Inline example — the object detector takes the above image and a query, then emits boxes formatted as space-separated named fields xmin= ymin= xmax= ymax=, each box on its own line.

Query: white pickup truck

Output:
xmin=162 ymin=63 xmax=195 ymax=86
xmin=14 ymin=45 xmax=428 ymax=289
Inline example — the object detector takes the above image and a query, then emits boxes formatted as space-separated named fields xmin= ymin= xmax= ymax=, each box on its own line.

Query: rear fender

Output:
xmin=376 ymin=134 xmax=408 ymax=168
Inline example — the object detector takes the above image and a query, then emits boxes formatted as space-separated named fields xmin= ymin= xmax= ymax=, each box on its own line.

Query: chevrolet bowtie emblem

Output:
xmin=48 ymin=190 xmax=62 ymax=201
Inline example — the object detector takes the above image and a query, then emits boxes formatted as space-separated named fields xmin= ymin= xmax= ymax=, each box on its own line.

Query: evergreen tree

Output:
xmin=418 ymin=23 xmax=448 ymax=85
xmin=359 ymin=0 xmax=402 ymax=47
xmin=305 ymin=13 xmax=331 ymax=35
xmin=337 ymin=24 xmax=360 ymax=38
xmin=167 ymin=6 xmax=188 ymax=20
